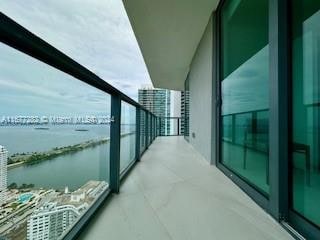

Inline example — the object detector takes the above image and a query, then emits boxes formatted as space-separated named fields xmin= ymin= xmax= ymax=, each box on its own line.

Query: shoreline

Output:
xmin=7 ymin=132 xmax=135 ymax=170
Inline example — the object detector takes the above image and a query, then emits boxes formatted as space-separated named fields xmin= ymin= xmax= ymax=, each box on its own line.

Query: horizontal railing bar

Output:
xmin=222 ymin=108 xmax=269 ymax=117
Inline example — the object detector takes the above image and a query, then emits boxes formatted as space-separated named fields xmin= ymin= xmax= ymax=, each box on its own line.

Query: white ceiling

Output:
xmin=123 ymin=0 xmax=220 ymax=90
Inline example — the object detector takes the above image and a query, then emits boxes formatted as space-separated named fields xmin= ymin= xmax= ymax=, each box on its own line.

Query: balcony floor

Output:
xmin=77 ymin=136 xmax=293 ymax=240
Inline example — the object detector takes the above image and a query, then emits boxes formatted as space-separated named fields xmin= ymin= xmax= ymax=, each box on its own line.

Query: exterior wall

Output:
xmin=188 ymin=16 xmax=214 ymax=163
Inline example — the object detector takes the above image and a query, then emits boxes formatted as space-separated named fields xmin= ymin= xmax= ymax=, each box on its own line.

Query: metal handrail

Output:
xmin=0 ymin=12 xmax=159 ymax=240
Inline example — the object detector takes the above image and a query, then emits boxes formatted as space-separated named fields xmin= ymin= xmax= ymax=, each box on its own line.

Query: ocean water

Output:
xmin=0 ymin=125 xmax=136 ymax=191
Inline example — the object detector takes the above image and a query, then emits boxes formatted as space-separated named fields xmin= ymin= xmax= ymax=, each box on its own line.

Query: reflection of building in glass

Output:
xmin=0 ymin=146 xmax=8 ymax=205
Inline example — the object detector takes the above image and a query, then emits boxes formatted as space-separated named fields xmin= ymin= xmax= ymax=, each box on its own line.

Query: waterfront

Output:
xmin=1 ymin=125 xmax=136 ymax=191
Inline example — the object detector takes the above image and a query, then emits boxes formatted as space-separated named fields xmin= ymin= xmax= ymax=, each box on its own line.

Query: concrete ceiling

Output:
xmin=123 ymin=0 xmax=220 ymax=91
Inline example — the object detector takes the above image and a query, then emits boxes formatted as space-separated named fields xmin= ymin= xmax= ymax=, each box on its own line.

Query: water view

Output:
xmin=0 ymin=41 xmax=137 ymax=240
xmin=2 ymin=125 xmax=136 ymax=191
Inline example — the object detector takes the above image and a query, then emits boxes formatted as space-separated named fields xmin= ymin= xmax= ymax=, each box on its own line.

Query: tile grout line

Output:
xmin=141 ymin=188 xmax=177 ymax=240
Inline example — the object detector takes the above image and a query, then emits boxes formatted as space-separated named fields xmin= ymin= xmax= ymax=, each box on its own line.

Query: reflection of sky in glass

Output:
xmin=303 ymin=10 xmax=320 ymax=105
xmin=222 ymin=45 xmax=269 ymax=115
xmin=121 ymin=101 xmax=136 ymax=124
xmin=0 ymin=43 xmax=110 ymax=116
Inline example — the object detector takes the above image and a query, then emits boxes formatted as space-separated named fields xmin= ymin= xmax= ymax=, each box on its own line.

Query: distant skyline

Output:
xmin=0 ymin=0 xmax=152 ymax=100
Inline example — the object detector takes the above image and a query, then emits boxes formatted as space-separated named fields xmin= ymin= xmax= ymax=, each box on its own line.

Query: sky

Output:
xmin=0 ymin=0 xmax=152 ymax=101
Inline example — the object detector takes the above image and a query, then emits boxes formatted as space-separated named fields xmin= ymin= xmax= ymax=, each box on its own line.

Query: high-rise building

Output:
xmin=138 ymin=85 xmax=182 ymax=136
xmin=180 ymin=91 xmax=190 ymax=137
xmin=27 ymin=181 xmax=106 ymax=240
xmin=0 ymin=145 xmax=8 ymax=205
xmin=138 ymin=86 xmax=171 ymax=135
xmin=27 ymin=203 xmax=80 ymax=240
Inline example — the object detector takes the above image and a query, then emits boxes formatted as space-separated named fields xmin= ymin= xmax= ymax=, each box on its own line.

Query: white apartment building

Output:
xmin=27 ymin=202 xmax=80 ymax=240
xmin=0 ymin=145 xmax=8 ymax=205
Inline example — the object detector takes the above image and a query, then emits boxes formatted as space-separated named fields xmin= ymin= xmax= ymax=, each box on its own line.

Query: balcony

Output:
xmin=77 ymin=136 xmax=293 ymax=240
xmin=1 ymin=0 xmax=320 ymax=239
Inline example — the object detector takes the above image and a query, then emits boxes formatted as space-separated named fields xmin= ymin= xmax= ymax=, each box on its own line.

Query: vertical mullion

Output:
xmin=136 ymin=107 xmax=141 ymax=161
xmin=177 ymin=118 xmax=180 ymax=136
xmin=154 ymin=116 xmax=156 ymax=139
xmin=151 ymin=115 xmax=153 ymax=142
xmin=152 ymin=116 xmax=155 ymax=140
xmin=269 ymin=0 xmax=289 ymax=221
xmin=211 ymin=12 xmax=218 ymax=166
xmin=110 ymin=94 xmax=121 ymax=193
xmin=215 ymin=7 xmax=222 ymax=167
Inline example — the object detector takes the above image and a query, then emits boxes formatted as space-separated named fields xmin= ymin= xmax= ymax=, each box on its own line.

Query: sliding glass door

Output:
xmin=291 ymin=0 xmax=320 ymax=230
xmin=220 ymin=0 xmax=270 ymax=194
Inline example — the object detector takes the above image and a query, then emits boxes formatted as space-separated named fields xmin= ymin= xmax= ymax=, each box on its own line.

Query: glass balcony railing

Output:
xmin=221 ymin=109 xmax=269 ymax=195
xmin=0 ymin=13 xmax=158 ymax=240
xmin=120 ymin=101 xmax=136 ymax=173
xmin=158 ymin=117 xmax=183 ymax=136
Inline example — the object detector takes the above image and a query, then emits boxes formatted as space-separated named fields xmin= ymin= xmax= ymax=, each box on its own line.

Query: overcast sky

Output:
xmin=0 ymin=0 xmax=152 ymax=100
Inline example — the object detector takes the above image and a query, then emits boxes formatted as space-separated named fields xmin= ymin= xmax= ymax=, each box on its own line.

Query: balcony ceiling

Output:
xmin=122 ymin=0 xmax=220 ymax=90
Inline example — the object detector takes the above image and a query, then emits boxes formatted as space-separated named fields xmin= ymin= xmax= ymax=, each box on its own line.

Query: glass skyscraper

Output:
xmin=138 ymin=87 xmax=171 ymax=135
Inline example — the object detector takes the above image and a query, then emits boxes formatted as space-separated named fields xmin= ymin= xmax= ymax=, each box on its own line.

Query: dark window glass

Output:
xmin=292 ymin=0 xmax=320 ymax=226
xmin=220 ymin=0 xmax=269 ymax=194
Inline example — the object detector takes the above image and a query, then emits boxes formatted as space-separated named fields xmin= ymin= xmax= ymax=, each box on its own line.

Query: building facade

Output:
xmin=181 ymin=90 xmax=190 ymax=137
xmin=0 ymin=146 xmax=8 ymax=205
xmin=27 ymin=203 xmax=80 ymax=240
xmin=138 ymin=86 xmax=171 ymax=135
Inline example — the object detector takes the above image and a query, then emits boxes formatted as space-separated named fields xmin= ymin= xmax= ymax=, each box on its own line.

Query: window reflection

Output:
xmin=221 ymin=0 xmax=269 ymax=194
xmin=292 ymin=1 xmax=320 ymax=226
xmin=120 ymin=102 xmax=136 ymax=173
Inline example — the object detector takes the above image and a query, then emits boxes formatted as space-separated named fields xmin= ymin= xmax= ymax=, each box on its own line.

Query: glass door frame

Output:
xmin=214 ymin=0 xmax=319 ymax=239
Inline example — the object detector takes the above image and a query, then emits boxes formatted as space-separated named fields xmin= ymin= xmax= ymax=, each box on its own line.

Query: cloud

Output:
xmin=0 ymin=0 xmax=151 ymax=100
xmin=0 ymin=43 xmax=111 ymax=116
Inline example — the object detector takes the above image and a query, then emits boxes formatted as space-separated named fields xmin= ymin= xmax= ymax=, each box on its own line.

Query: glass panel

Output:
xmin=153 ymin=117 xmax=155 ymax=139
xmin=0 ymin=43 xmax=110 ymax=240
xmin=159 ymin=118 xmax=179 ymax=136
xmin=140 ymin=110 xmax=146 ymax=153
xmin=120 ymin=102 xmax=136 ymax=172
xmin=148 ymin=113 xmax=152 ymax=145
xmin=170 ymin=118 xmax=179 ymax=136
xmin=150 ymin=115 xmax=153 ymax=141
xmin=292 ymin=0 xmax=320 ymax=226
xmin=222 ymin=115 xmax=233 ymax=142
xmin=220 ymin=0 xmax=269 ymax=194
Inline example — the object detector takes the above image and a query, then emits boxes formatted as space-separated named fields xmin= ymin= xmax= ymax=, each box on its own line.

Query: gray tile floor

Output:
xmin=77 ymin=137 xmax=293 ymax=240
